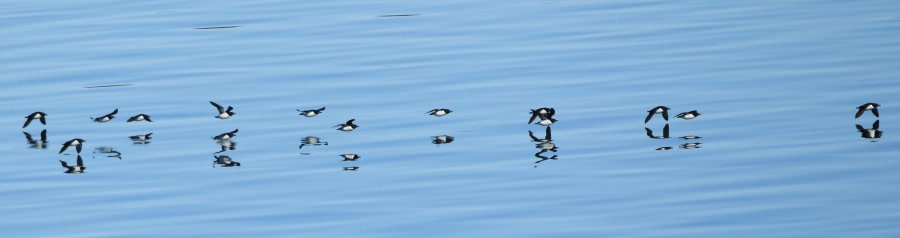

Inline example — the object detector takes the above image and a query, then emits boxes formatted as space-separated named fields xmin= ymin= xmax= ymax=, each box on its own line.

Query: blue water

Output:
xmin=2 ymin=0 xmax=900 ymax=237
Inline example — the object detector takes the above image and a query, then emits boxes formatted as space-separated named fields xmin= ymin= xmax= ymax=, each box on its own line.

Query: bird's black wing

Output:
xmin=662 ymin=110 xmax=669 ymax=121
xmin=318 ymin=107 xmax=325 ymax=111
xmin=855 ymin=107 xmax=866 ymax=118
xmin=548 ymin=108 xmax=556 ymax=118
xmin=644 ymin=111 xmax=654 ymax=123
xmin=106 ymin=108 xmax=119 ymax=117
xmin=59 ymin=143 xmax=70 ymax=154
xmin=529 ymin=112 xmax=539 ymax=124
xmin=226 ymin=106 xmax=234 ymax=113
xmin=75 ymin=144 xmax=82 ymax=153
xmin=210 ymin=101 xmax=225 ymax=113
xmin=872 ymin=107 xmax=880 ymax=117
xmin=23 ymin=117 xmax=34 ymax=128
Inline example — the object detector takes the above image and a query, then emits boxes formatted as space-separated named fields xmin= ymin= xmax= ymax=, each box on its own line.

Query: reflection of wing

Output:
xmin=644 ymin=111 xmax=654 ymax=123
xmin=872 ymin=107 xmax=880 ymax=117
xmin=210 ymin=101 xmax=224 ymax=113
xmin=856 ymin=124 xmax=865 ymax=132
xmin=23 ymin=132 xmax=34 ymax=142
xmin=645 ymin=127 xmax=653 ymax=138
xmin=59 ymin=160 xmax=69 ymax=168
xmin=23 ymin=117 xmax=34 ymax=128
xmin=528 ymin=130 xmax=539 ymax=141
xmin=855 ymin=107 xmax=866 ymax=118
xmin=545 ymin=126 xmax=552 ymax=140
xmin=59 ymin=143 xmax=70 ymax=154
xmin=662 ymin=110 xmax=669 ymax=121
xmin=873 ymin=120 xmax=880 ymax=129
xmin=529 ymin=111 xmax=539 ymax=124
xmin=663 ymin=124 xmax=670 ymax=138
xmin=41 ymin=130 xmax=47 ymax=141
xmin=76 ymin=156 xmax=84 ymax=166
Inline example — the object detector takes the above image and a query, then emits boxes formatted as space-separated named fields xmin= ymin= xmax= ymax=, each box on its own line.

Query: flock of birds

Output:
xmin=19 ymin=102 xmax=884 ymax=173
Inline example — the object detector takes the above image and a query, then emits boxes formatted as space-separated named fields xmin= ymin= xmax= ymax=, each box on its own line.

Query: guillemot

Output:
xmin=23 ymin=111 xmax=47 ymax=128
xmin=644 ymin=106 xmax=670 ymax=123
xmin=210 ymin=101 xmax=235 ymax=119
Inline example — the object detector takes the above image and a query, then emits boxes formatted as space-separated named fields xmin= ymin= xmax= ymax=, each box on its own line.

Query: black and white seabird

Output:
xmin=676 ymin=110 xmax=701 ymax=120
xmin=432 ymin=135 xmax=455 ymax=144
xmin=60 ymin=155 xmax=86 ymax=173
xmin=529 ymin=126 xmax=552 ymax=142
xmin=213 ymin=129 xmax=239 ymax=140
xmin=656 ymin=146 xmax=674 ymax=151
xmin=529 ymin=107 xmax=555 ymax=124
xmin=129 ymin=133 xmax=153 ymax=142
xmin=680 ymin=142 xmax=702 ymax=149
xmin=210 ymin=101 xmax=235 ymax=119
xmin=645 ymin=124 xmax=670 ymax=139
xmin=644 ymin=106 xmax=670 ymax=123
xmin=59 ymin=138 xmax=85 ymax=154
xmin=298 ymin=107 xmax=325 ymax=117
xmin=680 ymin=135 xmax=702 ymax=140
xmin=92 ymin=109 xmax=118 ymax=122
xmin=855 ymin=103 xmax=881 ymax=118
xmin=23 ymin=111 xmax=47 ymax=128
xmin=335 ymin=119 xmax=358 ymax=131
xmin=427 ymin=108 xmax=453 ymax=117
xmin=340 ymin=154 xmax=360 ymax=161
xmin=534 ymin=113 xmax=557 ymax=126
xmin=343 ymin=166 xmax=359 ymax=171
xmin=213 ymin=155 xmax=241 ymax=167
xmin=127 ymin=114 xmax=153 ymax=122
xmin=856 ymin=120 xmax=882 ymax=140
xmin=23 ymin=129 xmax=48 ymax=149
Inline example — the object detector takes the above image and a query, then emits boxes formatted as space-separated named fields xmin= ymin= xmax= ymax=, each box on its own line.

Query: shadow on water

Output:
xmin=378 ymin=14 xmax=420 ymax=17
xmin=83 ymin=84 xmax=134 ymax=89
xmin=194 ymin=26 xmax=241 ymax=30
xmin=60 ymin=155 xmax=86 ymax=174
xmin=856 ymin=120 xmax=883 ymax=142
xmin=213 ymin=155 xmax=241 ymax=167
xmin=23 ymin=129 xmax=48 ymax=149
xmin=94 ymin=147 xmax=122 ymax=160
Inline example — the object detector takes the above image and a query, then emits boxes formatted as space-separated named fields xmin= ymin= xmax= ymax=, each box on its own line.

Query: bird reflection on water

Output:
xmin=856 ymin=120 xmax=883 ymax=142
xmin=23 ymin=129 xmax=48 ymax=149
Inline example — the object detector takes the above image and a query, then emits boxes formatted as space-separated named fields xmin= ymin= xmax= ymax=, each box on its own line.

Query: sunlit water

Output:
xmin=2 ymin=0 xmax=900 ymax=237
